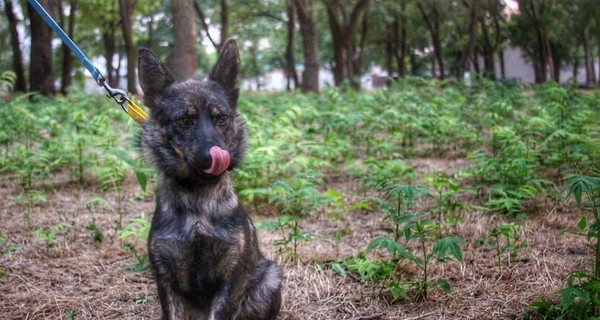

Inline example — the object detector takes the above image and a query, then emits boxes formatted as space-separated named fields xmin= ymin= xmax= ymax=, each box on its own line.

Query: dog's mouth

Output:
xmin=204 ymin=146 xmax=230 ymax=176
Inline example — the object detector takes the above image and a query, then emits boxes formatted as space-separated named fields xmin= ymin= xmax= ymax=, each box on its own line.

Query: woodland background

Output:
xmin=1 ymin=0 xmax=600 ymax=96
xmin=3 ymin=1 xmax=600 ymax=320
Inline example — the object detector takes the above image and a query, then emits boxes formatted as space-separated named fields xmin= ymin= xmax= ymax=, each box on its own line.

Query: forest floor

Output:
xmin=0 ymin=156 xmax=590 ymax=320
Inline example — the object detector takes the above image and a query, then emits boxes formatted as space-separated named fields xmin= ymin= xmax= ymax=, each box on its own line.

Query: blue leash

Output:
xmin=26 ymin=0 xmax=148 ymax=123
xmin=27 ymin=0 xmax=101 ymax=83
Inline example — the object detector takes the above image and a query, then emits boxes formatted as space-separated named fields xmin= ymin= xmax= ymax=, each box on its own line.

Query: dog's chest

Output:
xmin=149 ymin=209 xmax=246 ymax=294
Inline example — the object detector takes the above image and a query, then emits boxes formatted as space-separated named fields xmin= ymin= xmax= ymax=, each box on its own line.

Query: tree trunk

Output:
xmin=103 ymin=30 xmax=116 ymax=86
xmin=285 ymin=0 xmax=299 ymax=91
xmin=59 ymin=0 xmax=78 ymax=95
xmin=323 ymin=0 xmax=371 ymax=87
xmin=483 ymin=52 xmax=495 ymax=79
xmin=385 ymin=33 xmax=395 ymax=77
xmin=455 ymin=0 xmax=479 ymax=81
xmin=119 ymin=0 xmax=138 ymax=94
xmin=171 ymin=0 xmax=197 ymax=81
xmin=27 ymin=0 xmax=55 ymax=95
xmin=353 ymin=11 xmax=369 ymax=85
xmin=115 ymin=53 xmax=122 ymax=86
xmin=146 ymin=15 xmax=154 ymax=47
xmin=294 ymin=0 xmax=319 ymax=93
xmin=398 ymin=5 xmax=408 ymax=78
xmin=417 ymin=2 xmax=444 ymax=80
xmin=583 ymin=29 xmax=596 ymax=87
xmin=4 ymin=0 xmax=27 ymax=92
xmin=472 ymin=48 xmax=480 ymax=74
xmin=220 ymin=0 xmax=229 ymax=50
xmin=499 ymin=48 xmax=505 ymax=79
xmin=598 ymin=43 xmax=600 ymax=85
xmin=410 ymin=51 xmax=418 ymax=75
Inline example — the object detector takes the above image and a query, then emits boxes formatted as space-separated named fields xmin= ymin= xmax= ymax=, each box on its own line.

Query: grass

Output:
xmin=1 ymin=78 xmax=599 ymax=318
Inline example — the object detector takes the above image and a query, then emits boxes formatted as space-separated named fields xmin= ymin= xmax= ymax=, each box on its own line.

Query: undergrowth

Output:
xmin=2 ymin=77 xmax=600 ymax=310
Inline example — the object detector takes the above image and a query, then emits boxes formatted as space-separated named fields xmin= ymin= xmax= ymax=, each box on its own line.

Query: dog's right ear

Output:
xmin=138 ymin=48 xmax=175 ymax=94
xmin=210 ymin=39 xmax=240 ymax=106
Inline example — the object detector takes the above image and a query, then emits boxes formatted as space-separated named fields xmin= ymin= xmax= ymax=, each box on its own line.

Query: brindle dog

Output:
xmin=138 ymin=39 xmax=282 ymax=320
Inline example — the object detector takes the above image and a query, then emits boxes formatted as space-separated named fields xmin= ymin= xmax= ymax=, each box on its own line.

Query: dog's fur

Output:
xmin=138 ymin=40 xmax=283 ymax=320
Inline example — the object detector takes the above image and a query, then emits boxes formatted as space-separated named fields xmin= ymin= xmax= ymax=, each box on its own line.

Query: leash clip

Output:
xmin=98 ymin=76 xmax=130 ymax=113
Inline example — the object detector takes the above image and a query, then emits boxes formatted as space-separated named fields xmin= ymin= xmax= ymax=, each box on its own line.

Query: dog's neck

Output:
xmin=157 ymin=173 xmax=239 ymax=215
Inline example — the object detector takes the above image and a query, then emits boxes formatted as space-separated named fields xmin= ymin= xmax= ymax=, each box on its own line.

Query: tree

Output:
xmin=285 ymin=0 xmax=299 ymax=91
xmin=453 ymin=0 xmax=479 ymax=81
xmin=477 ymin=0 xmax=507 ymax=79
xmin=294 ymin=0 xmax=319 ymax=92
xmin=322 ymin=0 xmax=371 ymax=87
xmin=194 ymin=0 xmax=229 ymax=52
xmin=27 ymin=0 xmax=55 ymax=95
xmin=386 ymin=0 xmax=409 ymax=78
xmin=568 ymin=0 xmax=598 ymax=86
xmin=171 ymin=0 xmax=198 ymax=80
xmin=58 ymin=0 xmax=78 ymax=94
xmin=119 ymin=0 xmax=138 ymax=93
xmin=416 ymin=0 xmax=447 ymax=80
xmin=3 ymin=0 xmax=27 ymax=92
xmin=511 ymin=0 xmax=557 ymax=83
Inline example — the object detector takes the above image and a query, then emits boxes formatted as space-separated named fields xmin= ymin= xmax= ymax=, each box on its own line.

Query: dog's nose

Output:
xmin=197 ymin=149 xmax=213 ymax=170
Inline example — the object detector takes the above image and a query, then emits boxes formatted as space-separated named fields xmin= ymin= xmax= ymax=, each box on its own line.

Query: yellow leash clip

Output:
xmin=124 ymin=99 xmax=149 ymax=124
xmin=101 ymin=79 xmax=149 ymax=124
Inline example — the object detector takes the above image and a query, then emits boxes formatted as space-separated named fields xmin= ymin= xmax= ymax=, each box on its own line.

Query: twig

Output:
xmin=349 ymin=312 xmax=387 ymax=320
xmin=404 ymin=312 xmax=435 ymax=320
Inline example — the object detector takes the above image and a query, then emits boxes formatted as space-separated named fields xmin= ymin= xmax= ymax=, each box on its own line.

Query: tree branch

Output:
xmin=193 ymin=0 xmax=218 ymax=50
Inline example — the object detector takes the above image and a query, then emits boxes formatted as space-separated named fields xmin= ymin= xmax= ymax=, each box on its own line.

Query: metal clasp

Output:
xmin=98 ymin=76 xmax=130 ymax=113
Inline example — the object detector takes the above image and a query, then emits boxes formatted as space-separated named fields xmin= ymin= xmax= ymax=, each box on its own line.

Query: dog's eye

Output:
xmin=175 ymin=118 xmax=192 ymax=128
xmin=215 ymin=114 xmax=229 ymax=126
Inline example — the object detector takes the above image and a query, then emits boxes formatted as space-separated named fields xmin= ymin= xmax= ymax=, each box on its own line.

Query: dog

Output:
xmin=138 ymin=39 xmax=283 ymax=320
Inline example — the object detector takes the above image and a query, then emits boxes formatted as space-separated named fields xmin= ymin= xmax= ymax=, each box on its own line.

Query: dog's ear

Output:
xmin=210 ymin=39 xmax=241 ymax=106
xmin=138 ymin=48 xmax=175 ymax=95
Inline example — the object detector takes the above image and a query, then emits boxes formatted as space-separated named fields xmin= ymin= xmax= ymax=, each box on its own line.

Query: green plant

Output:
xmin=549 ymin=164 xmax=600 ymax=317
xmin=64 ymin=309 xmax=77 ymax=320
xmin=0 ymin=232 xmax=19 ymax=254
xmin=120 ymin=213 xmax=151 ymax=273
xmin=122 ymin=243 xmax=150 ymax=273
xmin=133 ymin=294 xmax=156 ymax=304
xmin=34 ymin=222 xmax=71 ymax=253
xmin=424 ymin=172 xmax=464 ymax=238
xmin=479 ymin=222 xmax=528 ymax=268
xmin=0 ymin=71 xmax=16 ymax=96
xmin=11 ymin=189 xmax=47 ymax=228
xmin=86 ymin=223 xmax=105 ymax=243
xmin=254 ymin=174 xmax=329 ymax=261
xmin=343 ymin=183 xmax=464 ymax=301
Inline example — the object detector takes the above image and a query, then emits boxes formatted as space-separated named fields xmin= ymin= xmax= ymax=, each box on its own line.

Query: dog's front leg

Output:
xmin=157 ymin=281 xmax=187 ymax=320
xmin=207 ymin=283 xmax=243 ymax=320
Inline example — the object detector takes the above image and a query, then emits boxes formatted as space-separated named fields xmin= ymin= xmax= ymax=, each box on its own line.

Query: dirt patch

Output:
xmin=0 ymin=159 xmax=591 ymax=320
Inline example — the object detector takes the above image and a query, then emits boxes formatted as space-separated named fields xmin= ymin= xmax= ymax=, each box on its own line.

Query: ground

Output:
xmin=0 ymin=157 xmax=590 ymax=320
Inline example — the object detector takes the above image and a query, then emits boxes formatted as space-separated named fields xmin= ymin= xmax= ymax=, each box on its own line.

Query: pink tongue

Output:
xmin=204 ymin=146 xmax=230 ymax=176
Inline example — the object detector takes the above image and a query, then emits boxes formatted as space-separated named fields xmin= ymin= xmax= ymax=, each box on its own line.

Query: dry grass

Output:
xmin=0 ymin=158 xmax=592 ymax=320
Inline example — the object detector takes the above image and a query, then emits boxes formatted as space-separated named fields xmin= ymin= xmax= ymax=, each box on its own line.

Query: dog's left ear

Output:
xmin=210 ymin=39 xmax=241 ymax=106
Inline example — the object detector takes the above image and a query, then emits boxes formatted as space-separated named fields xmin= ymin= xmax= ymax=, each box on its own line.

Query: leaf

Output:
xmin=434 ymin=237 xmax=465 ymax=263
xmin=254 ymin=220 xmax=280 ymax=230
xmin=366 ymin=237 xmax=414 ymax=260
xmin=135 ymin=170 xmax=147 ymax=193
xmin=577 ymin=217 xmax=588 ymax=231
xmin=331 ymin=263 xmax=346 ymax=277
xmin=391 ymin=286 xmax=408 ymax=300
xmin=564 ymin=174 xmax=600 ymax=207
xmin=431 ymin=279 xmax=452 ymax=293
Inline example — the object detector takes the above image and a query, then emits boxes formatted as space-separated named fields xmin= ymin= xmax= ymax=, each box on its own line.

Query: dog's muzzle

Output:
xmin=204 ymin=146 xmax=230 ymax=176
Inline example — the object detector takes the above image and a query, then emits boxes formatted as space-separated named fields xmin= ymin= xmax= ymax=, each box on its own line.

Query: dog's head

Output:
xmin=138 ymin=40 xmax=247 ymax=185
